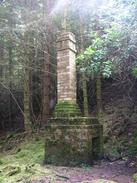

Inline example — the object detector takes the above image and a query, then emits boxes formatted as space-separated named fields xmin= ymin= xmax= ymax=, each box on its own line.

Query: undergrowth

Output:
xmin=0 ymin=135 xmax=54 ymax=183
xmin=129 ymin=132 xmax=137 ymax=155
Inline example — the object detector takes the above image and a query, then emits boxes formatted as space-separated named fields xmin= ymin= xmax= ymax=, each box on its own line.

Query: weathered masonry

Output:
xmin=57 ymin=32 xmax=76 ymax=103
xmin=44 ymin=31 xmax=103 ymax=166
xmin=54 ymin=32 xmax=81 ymax=117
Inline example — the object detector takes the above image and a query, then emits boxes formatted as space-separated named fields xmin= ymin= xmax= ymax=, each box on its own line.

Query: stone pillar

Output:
xmin=57 ymin=32 xmax=77 ymax=103
xmin=44 ymin=31 xmax=103 ymax=166
xmin=54 ymin=32 xmax=81 ymax=117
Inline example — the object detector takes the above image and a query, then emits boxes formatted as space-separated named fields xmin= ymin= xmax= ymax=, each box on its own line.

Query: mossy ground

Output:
xmin=0 ymin=135 xmax=54 ymax=183
xmin=0 ymin=134 xmax=134 ymax=183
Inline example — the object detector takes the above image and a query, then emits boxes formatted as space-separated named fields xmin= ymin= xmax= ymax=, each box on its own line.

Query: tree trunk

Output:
xmin=79 ymin=6 xmax=89 ymax=116
xmin=0 ymin=37 xmax=4 ymax=80
xmin=96 ymin=74 xmax=103 ymax=115
xmin=42 ymin=53 xmax=50 ymax=125
xmin=8 ymin=7 xmax=14 ymax=128
xmin=8 ymin=44 xmax=12 ymax=127
xmin=22 ymin=0 xmax=36 ymax=130
xmin=24 ymin=67 xmax=31 ymax=130
xmin=41 ymin=0 xmax=55 ymax=125
xmin=23 ymin=32 xmax=32 ymax=131
xmin=82 ymin=73 xmax=88 ymax=116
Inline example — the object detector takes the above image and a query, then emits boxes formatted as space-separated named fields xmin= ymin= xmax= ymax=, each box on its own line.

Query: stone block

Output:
xmin=44 ymin=117 xmax=103 ymax=166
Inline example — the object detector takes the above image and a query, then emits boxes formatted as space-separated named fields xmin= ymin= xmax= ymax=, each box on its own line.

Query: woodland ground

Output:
xmin=0 ymin=133 xmax=136 ymax=183
xmin=31 ymin=160 xmax=136 ymax=183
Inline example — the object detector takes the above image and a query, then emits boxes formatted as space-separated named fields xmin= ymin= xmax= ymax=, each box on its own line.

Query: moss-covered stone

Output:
xmin=49 ymin=117 xmax=99 ymax=125
xmin=45 ymin=117 xmax=103 ymax=166
xmin=54 ymin=101 xmax=81 ymax=117
xmin=45 ymin=140 xmax=92 ymax=166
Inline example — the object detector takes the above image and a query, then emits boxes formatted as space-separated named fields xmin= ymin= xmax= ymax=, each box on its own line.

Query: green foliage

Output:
xmin=76 ymin=27 xmax=121 ymax=78
xmin=132 ymin=67 xmax=137 ymax=76
xmin=75 ymin=0 xmax=137 ymax=80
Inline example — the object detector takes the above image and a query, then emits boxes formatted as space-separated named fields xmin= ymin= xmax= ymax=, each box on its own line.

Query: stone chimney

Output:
xmin=54 ymin=32 xmax=81 ymax=117
xmin=57 ymin=32 xmax=77 ymax=103
xmin=45 ymin=32 xmax=103 ymax=167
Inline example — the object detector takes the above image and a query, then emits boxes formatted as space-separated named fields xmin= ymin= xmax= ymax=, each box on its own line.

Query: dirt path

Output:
xmin=30 ymin=160 xmax=136 ymax=183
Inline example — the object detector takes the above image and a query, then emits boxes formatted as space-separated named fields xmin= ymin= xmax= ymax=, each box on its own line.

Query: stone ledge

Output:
xmin=49 ymin=117 xmax=99 ymax=125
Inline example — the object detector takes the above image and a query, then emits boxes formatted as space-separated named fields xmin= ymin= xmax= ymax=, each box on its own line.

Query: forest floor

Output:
xmin=30 ymin=160 xmax=135 ymax=183
xmin=0 ymin=133 xmax=136 ymax=183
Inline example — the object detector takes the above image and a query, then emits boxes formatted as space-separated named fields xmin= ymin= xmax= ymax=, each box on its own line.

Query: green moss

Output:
xmin=132 ymin=173 xmax=137 ymax=182
xmin=0 ymin=160 xmax=3 ymax=165
xmin=0 ymin=163 xmax=53 ymax=183
xmin=54 ymin=101 xmax=81 ymax=117
xmin=0 ymin=136 xmax=54 ymax=183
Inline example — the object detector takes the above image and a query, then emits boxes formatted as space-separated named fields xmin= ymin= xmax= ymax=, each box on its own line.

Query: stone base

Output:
xmin=44 ymin=117 xmax=103 ymax=166
xmin=54 ymin=101 xmax=81 ymax=117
